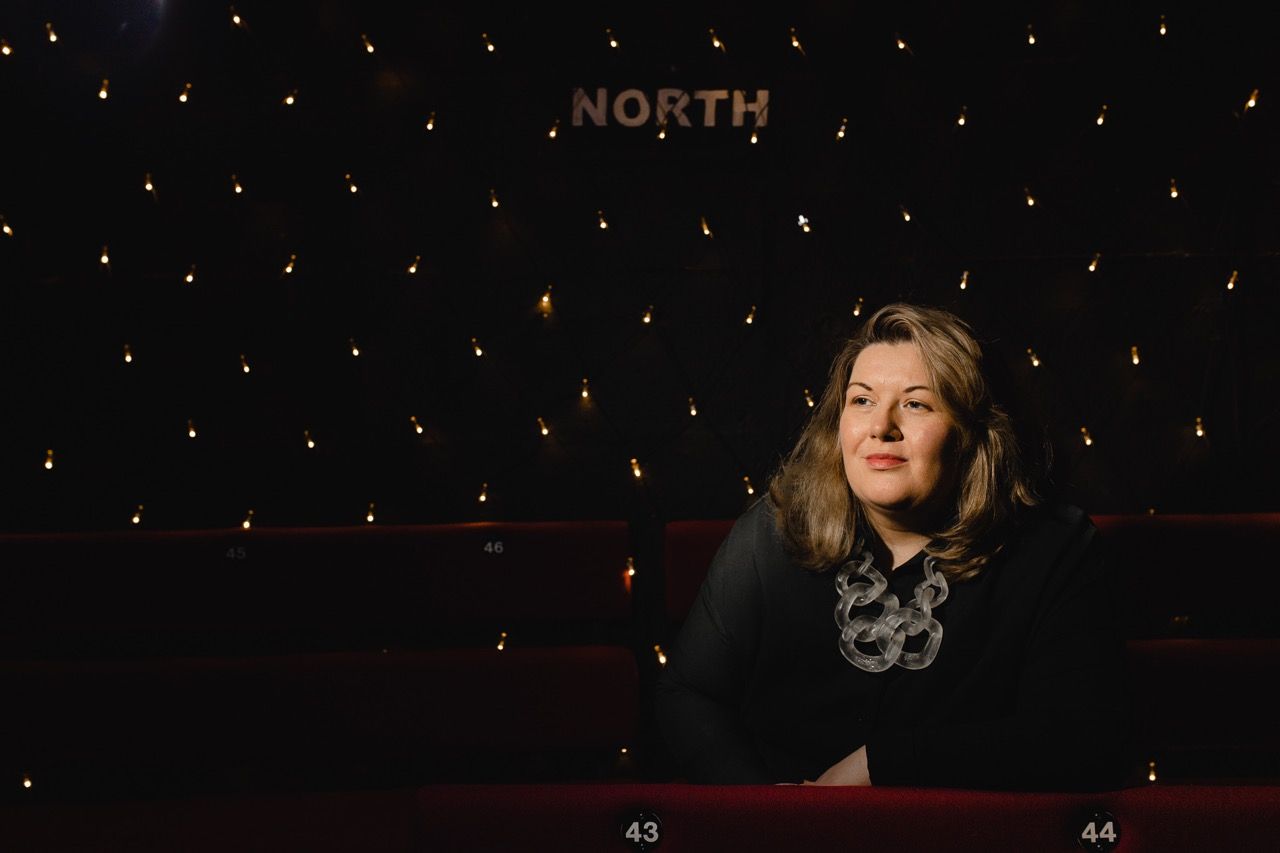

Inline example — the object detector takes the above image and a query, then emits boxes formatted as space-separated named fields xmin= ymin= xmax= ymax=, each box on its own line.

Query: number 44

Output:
xmin=1081 ymin=819 xmax=1116 ymax=843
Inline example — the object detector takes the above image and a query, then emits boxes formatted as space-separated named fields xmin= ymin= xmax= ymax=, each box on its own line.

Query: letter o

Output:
xmin=613 ymin=89 xmax=651 ymax=127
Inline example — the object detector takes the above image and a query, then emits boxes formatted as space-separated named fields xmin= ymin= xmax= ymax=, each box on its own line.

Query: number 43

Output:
xmin=625 ymin=820 xmax=659 ymax=843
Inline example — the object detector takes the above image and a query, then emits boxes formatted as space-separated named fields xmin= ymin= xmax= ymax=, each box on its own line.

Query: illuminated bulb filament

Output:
xmin=701 ymin=215 xmax=713 ymax=237
xmin=407 ymin=255 xmax=420 ymax=274
xmin=425 ymin=111 xmax=435 ymax=131
xmin=657 ymin=122 xmax=667 ymax=140
xmin=581 ymin=378 xmax=590 ymax=399
xmin=1195 ymin=416 xmax=1205 ymax=437
xmin=804 ymin=388 xmax=815 ymax=408
xmin=1 ymin=216 xmax=12 ymax=237
xmin=1245 ymin=89 xmax=1258 ymax=111
xmin=745 ymin=305 xmax=756 ymax=325
xmin=1 ymin=39 xmax=12 ymax=56
xmin=642 ymin=306 xmax=653 ymax=324
xmin=23 ymin=773 xmax=32 ymax=788
xmin=1080 ymin=426 xmax=1093 ymax=446
xmin=242 ymin=510 xmax=254 ymax=530
xmin=1169 ymin=178 xmax=1178 ymax=199
xmin=366 ymin=502 xmax=375 ymax=523
xmin=798 ymin=214 xmax=811 ymax=232
xmin=709 ymin=28 xmax=725 ymax=52
xmin=490 ymin=188 xmax=499 ymax=208
xmin=478 ymin=482 xmax=488 ymax=503
xmin=1027 ymin=347 xmax=1041 ymax=367
xmin=606 ymin=27 xmax=619 ymax=49
xmin=187 ymin=419 xmax=197 ymax=439
xmin=132 ymin=505 xmax=143 ymax=525
xmin=123 ymin=344 xmax=132 ymax=363
xmin=283 ymin=253 xmax=297 ymax=274
xmin=790 ymin=27 xmax=803 ymax=52
xmin=1026 ymin=24 xmax=1036 ymax=45
xmin=144 ymin=173 xmax=154 ymax=193
xmin=230 ymin=7 xmax=243 ymax=27
xmin=361 ymin=33 xmax=375 ymax=54
xmin=1227 ymin=270 xmax=1238 ymax=290
xmin=900 ymin=206 xmax=911 ymax=222
xmin=496 ymin=630 xmax=506 ymax=650
xmin=1024 ymin=187 xmax=1037 ymax=207
xmin=743 ymin=475 xmax=754 ymax=495
xmin=548 ymin=119 xmax=559 ymax=139
xmin=349 ymin=338 xmax=360 ymax=357
xmin=232 ymin=174 xmax=243 ymax=194
xmin=98 ymin=79 xmax=109 ymax=100
xmin=852 ymin=297 xmax=864 ymax=317
xmin=1148 ymin=760 xmax=1157 ymax=781
xmin=957 ymin=106 xmax=967 ymax=126
xmin=410 ymin=415 xmax=424 ymax=434
xmin=960 ymin=270 xmax=969 ymax=290
xmin=304 ymin=429 xmax=315 ymax=449
xmin=688 ymin=397 xmax=698 ymax=417
xmin=1131 ymin=346 xmax=1140 ymax=365
xmin=345 ymin=173 xmax=358 ymax=193
xmin=654 ymin=644 xmax=667 ymax=666
xmin=750 ymin=129 xmax=759 ymax=144
xmin=185 ymin=265 xmax=196 ymax=284
xmin=538 ymin=286 xmax=553 ymax=314
xmin=626 ymin=557 xmax=636 ymax=577
xmin=836 ymin=118 xmax=847 ymax=140
xmin=631 ymin=458 xmax=642 ymax=478
xmin=100 ymin=245 xmax=110 ymax=265
xmin=472 ymin=337 xmax=483 ymax=357
xmin=283 ymin=89 xmax=297 ymax=106
xmin=1089 ymin=253 xmax=1101 ymax=272
xmin=896 ymin=36 xmax=907 ymax=51
xmin=46 ymin=22 xmax=58 ymax=43
xmin=178 ymin=82 xmax=192 ymax=103
xmin=482 ymin=33 xmax=495 ymax=53
xmin=1096 ymin=104 xmax=1108 ymax=126
xmin=597 ymin=210 xmax=609 ymax=229
xmin=537 ymin=417 xmax=549 ymax=436
xmin=240 ymin=353 xmax=250 ymax=373
xmin=44 ymin=449 xmax=54 ymax=470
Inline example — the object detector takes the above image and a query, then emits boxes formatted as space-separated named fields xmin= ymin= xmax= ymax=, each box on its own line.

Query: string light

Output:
xmin=750 ymin=129 xmax=759 ymax=144
xmin=123 ymin=344 xmax=133 ymax=363
xmin=626 ymin=557 xmax=636 ymax=578
xmin=1148 ymin=760 xmax=1157 ymax=782
xmin=1027 ymin=347 xmax=1041 ymax=367
xmin=482 ymin=32 xmax=495 ymax=53
xmin=642 ymin=305 xmax=653 ymax=324
xmin=605 ymin=27 xmax=619 ymax=49
xmin=471 ymin=337 xmax=483 ymax=357
xmin=1080 ymin=426 xmax=1093 ymax=447
xmin=187 ymin=419 xmax=198 ymax=439
xmin=143 ymin=172 xmax=155 ymax=193
xmin=743 ymin=475 xmax=755 ymax=495
xmin=631 ymin=458 xmax=642 ymax=478
xmin=100 ymin=245 xmax=110 ymax=267
xmin=1026 ymin=24 xmax=1036 ymax=45
xmin=1195 ymin=416 xmax=1206 ymax=437
xmin=46 ymin=22 xmax=58 ymax=43
xmin=349 ymin=338 xmax=360 ymax=357
xmin=656 ymin=120 xmax=667 ymax=141
xmin=366 ymin=502 xmax=375 ymax=523
xmin=852 ymin=297 xmax=864 ymax=317
xmin=98 ymin=79 xmax=109 ymax=100
xmin=790 ymin=27 xmax=805 ymax=55
xmin=242 ymin=509 xmax=254 ymax=530
xmin=1158 ymin=16 xmax=1167 ymax=37
xmin=230 ymin=6 xmax=244 ymax=28
xmin=537 ymin=285 xmax=553 ymax=316
xmin=23 ymin=773 xmax=32 ymax=789
xmin=44 ymin=449 xmax=54 ymax=470
xmin=701 ymin=215 xmax=713 ymax=238
xmin=232 ymin=174 xmax=243 ymax=194
xmin=283 ymin=253 xmax=297 ymax=275
xmin=184 ymin=264 xmax=196 ymax=285
xmin=1 ymin=215 xmax=12 ymax=237
xmin=803 ymin=389 xmax=815 ymax=408
xmin=1096 ymin=104 xmax=1108 ymax=126
xmin=178 ymin=82 xmax=192 ymax=103
xmin=900 ymin=205 xmax=911 ymax=222
xmin=283 ymin=89 xmax=297 ymax=106
xmin=304 ymin=429 xmax=315 ymax=449
xmin=894 ymin=33 xmax=909 ymax=52
xmin=547 ymin=119 xmax=559 ymax=139
xmin=1089 ymin=252 xmax=1101 ymax=272
xmin=478 ymin=482 xmax=489 ymax=503
xmin=1244 ymin=88 xmax=1259 ymax=112
xmin=798 ymin=214 xmax=811 ymax=233
xmin=1024 ymin=187 xmax=1037 ymax=207
xmin=496 ymin=630 xmax=506 ymax=651
xmin=345 ymin=173 xmax=358 ymax=194
xmin=489 ymin=188 xmax=499 ymax=208
xmin=425 ymin=111 xmax=435 ymax=131
xmin=688 ymin=397 xmax=698 ymax=417
xmin=410 ymin=415 xmax=424 ymax=435
xmin=654 ymin=644 xmax=667 ymax=666
xmin=745 ymin=305 xmax=756 ymax=325
xmin=361 ymin=33 xmax=375 ymax=54
xmin=132 ymin=505 xmax=143 ymax=525
xmin=240 ymin=353 xmax=250 ymax=374
xmin=1226 ymin=269 xmax=1238 ymax=290
xmin=1131 ymin=346 xmax=1140 ymax=365
xmin=1 ymin=40 xmax=12 ymax=57
xmin=836 ymin=118 xmax=847 ymax=140
xmin=597 ymin=210 xmax=609 ymax=230
xmin=957 ymin=105 xmax=967 ymax=126
xmin=407 ymin=255 xmax=420 ymax=274
xmin=581 ymin=378 xmax=590 ymax=399
xmin=709 ymin=28 xmax=726 ymax=52
xmin=537 ymin=417 xmax=549 ymax=436
xmin=1169 ymin=178 xmax=1178 ymax=199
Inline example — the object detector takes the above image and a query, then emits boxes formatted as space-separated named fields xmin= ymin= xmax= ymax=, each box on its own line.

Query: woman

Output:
xmin=654 ymin=302 xmax=1132 ymax=790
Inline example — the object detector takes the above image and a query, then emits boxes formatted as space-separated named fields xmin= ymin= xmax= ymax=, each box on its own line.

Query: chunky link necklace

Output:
xmin=834 ymin=538 xmax=949 ymax=672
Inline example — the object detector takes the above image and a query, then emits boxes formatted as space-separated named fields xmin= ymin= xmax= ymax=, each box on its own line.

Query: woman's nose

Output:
xmin=872 ymin=408 xmax=901 ymax=440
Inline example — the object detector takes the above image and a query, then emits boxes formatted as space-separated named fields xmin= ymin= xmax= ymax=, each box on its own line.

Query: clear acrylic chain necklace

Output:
xmin=834 ymin=539 xmax=949 ymax=672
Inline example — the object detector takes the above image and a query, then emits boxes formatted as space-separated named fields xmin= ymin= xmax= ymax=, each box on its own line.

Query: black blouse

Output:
xmin=654 ymin=497 xmax=1133 ymax=790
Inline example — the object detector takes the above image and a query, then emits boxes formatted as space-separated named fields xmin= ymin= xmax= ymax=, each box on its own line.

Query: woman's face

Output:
xmin=838 ymin=342 xmax=962 ymax=530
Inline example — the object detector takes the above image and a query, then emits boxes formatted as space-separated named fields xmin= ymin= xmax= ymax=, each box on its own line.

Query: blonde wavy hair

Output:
xmin=766 ymin=302 xmax=1048 ymax=583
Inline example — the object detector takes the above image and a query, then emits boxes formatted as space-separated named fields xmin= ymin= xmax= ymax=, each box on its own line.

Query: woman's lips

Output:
xmin=866 ymin=455 xmax=907 ymax=469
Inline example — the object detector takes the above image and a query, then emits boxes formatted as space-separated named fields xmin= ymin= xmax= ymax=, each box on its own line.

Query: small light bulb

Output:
xmin=283 ymin=253 xmax=297 ymax=274
xmin=1089 ymin=253 xmax=1101 ymax=272
xmin=407 ymin=255 xmax=420 ymax=274
xmin=750 ymin=129 xmax=759 ymax=144
xmin=144 ymin=173 xmax=154 ymax=193
xmin=132 ymin=505 xmax=143 ymax=525
xmin=44 ymin=449 xmax=54 ymax=470
xmin=425 ymin=111 xmax=436 ymax=131
xmin=581 ymin=377 xmax=590 ymax=399
xmin=410 ymin=415 xmax=424 ymax=434
xmin=654 ymin=644 xmax=667 ymax=666
xmin=23 ymin=773 xmax=33 ymax=788
xmin=743 ymin=475 xmax=754 ymax=495
xmin=478 ymin=482 xmax=488 ymax=503
xmin=232 ymin=174 xmax=243 ymax=194
xmin=1131 ymin=345 xmax=1140 ymax=365
xmin=1148 ymin=759 xmax=1157 ymax=782
xmin=1096 ymin=104 xmax=1108 ymax=126
xmin=304 ymin=429 xmax=315 ymax=449
xmin=187 ymin=419 xmax=197 ymax=439
xmin=538 ymin=285 xmax=553 ymax=315
xmin=642 ymin=305 xmax=653 ymax=324
xmin=178 ymin=82 xmax=192 ymax=103
xmin=361 ymin=33 xmax=375 ymax=54
xmin=1226 ymin=269 xmax=1238 ymax=290
xmin=1158 ymin=16 xmax=1167 ymax=37
xmin=98 ymin=79 xmax=109 ymax=100
xmin=100 ymin=245 xmax=110 ymax=266
xmin=123 ymin=344 xmax=133 ymax=363
xmin=836 ymin=118 xmax=847 ymax=140
xmin=688 ymin=397 xmax=698 ymax=417
xmin=366 ymin=502 xmax=375 ymax=523
xmin=283 ymin=89 xmax=297 ymax=106
xmin=1245 ymin=88 xmax=1259 ymax=111
xmin=1026 ymin=24 xmax=1036 ymax=45
xmin=597 ymin=210 xmax=609 ymax=229
xmin=46 ymin=22 xmax=58 ymax=43
xmin=804 ymin=388 xmax=815 ymax=408
xmin=798 ymin=214 xmax=811 ymax=233
xmin=606 ymin=27 xmax=619 ymax=49
xmin=230 ymin=7 xmax=243 ymax=27
xmin=959 ymin=270 xmax=969 ymax=290
xmin=1027 ymin=347 xmax=1041 ymax=367
xmin=631 ymin=457 xmax=642 ymax=478
xmin=1080 ymin=426 xmax=1093 ymax=446
xmin=548 ymin=119 xmax=559 ymax=139
xmin=701 ymin=215 xmax=713 ymax=237
xmin=709 ymin=28 xmax=725 ymax=52
xmin=496 ymin=630 xmax=506 ymax=650
xmin=242 ymin=509 xmax=254 ymax=530
xmin=482 ymin=33 xmax=495 ymax=53
xmin=490 ymin=188 xmax=499 ymax=208
xmin=745 ymin=305 xmax=756 ymax=325
xmin=349 ymin=338 xmax=360 ymax=357
xmin=1 ymin=39 xmax=12 ymax=57
xmin=900 ymin=206 xmax=911 ymax=222
xmin=1195 ymin=416 xmax=1205 ymax=437
xmin=895 ymin=35 xmax=907 ymax=51
xmin=1 ymin=216 xmax=12 ymax=237
xmin=185 ymin=264 xmax=196 ymax=284
xmin=537 ymin=417 xmax=549 ymax=436
xmin=1024 ymin=187 xmax=1036 ymax=207
xmin=345 ymin=173 xmax=358 ymax=193
xmin=1170 ymin=178 xmax=1178 ymax=199
xmin=657 ymin=122 xmax=667 ymax=140
xmin=957 ymin=105 xmax=967 ymax=126
xmin=240 ymin=353 xmax=250 ymax=373
xmin=626 ymin=557 xmax=636 ymax=577
xmin=472 ymin=337 xmax=483 ymax=357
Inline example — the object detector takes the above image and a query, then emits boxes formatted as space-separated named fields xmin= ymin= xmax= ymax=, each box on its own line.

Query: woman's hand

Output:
xmin=811 ymin=745 xmax=872 ymax=786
